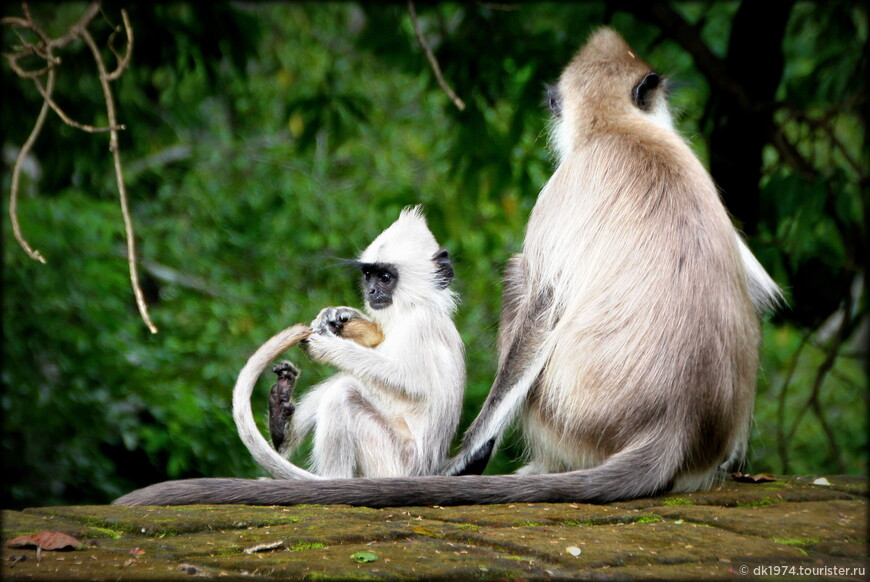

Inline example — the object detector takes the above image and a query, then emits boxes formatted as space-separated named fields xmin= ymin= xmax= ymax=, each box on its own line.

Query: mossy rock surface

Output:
xmin=2 ymin=475 xmax=867 ymax=580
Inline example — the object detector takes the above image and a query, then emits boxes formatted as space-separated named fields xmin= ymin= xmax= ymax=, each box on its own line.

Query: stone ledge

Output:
xmin=2 ymin=475 xmax=867 ymax=580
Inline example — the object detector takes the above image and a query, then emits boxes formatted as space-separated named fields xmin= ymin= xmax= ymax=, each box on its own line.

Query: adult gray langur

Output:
xmin=116 ymin=27 xmax=779 ymax=507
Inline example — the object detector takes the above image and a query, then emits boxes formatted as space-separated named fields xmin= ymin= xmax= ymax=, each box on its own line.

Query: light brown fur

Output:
xmin=339 ymin=317 xmax=385 ymax=348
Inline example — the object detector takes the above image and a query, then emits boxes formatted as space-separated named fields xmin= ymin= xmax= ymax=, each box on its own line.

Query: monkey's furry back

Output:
xmin=520 ymin=28 xmax=761 ymax=490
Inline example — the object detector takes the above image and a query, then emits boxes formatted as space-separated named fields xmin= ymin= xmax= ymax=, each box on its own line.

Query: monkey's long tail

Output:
xmin=114 ymin=436 xmax=679 ymax=506
xmin=231 ymin=323 xmax=325 ymax=481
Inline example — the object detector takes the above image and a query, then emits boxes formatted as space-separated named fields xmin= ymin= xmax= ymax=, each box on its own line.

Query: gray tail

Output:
xmin=114 ymin=441 xmax=678 ymax=507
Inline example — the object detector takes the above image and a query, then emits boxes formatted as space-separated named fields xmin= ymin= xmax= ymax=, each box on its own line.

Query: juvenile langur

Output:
xmin=116 ymin=28 xmax=779 ymax=507
xmin=231 ymin=206 xmax=465 ymax=481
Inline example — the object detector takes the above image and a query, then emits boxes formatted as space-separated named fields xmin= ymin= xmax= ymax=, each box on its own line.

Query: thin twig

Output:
xmin=1 ymin=15 xmax=31 ymax=27
xmin=4 ymin=51 xmax=54 ymax=78
xmin=47 ymin=1 xmax=100 ymax=50
xmin=105 ymin=9 xmax=132 ymax=81
xmin=5 ymin=2 xmax=156 ymax=332
xmin=783 ymin=299 xmax=862 ymax=465
xmin=774 ymin=330 xmax=811 ymax=473
xmin=20 ymin=2 xmax=48 ymax=45
xmin=81 ymin=23 xmax=157 ymax=334
xmin=407 ymin=1 xmax=465 ymax=111
xmin=32 ymin=77 xmax=124 ymax=133
xmin=8 ymin=67 xmax=54 ymax=263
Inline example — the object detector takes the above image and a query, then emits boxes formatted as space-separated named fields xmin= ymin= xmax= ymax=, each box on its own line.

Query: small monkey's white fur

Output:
xmin=287 ymin=207 xmax=464 ymax=478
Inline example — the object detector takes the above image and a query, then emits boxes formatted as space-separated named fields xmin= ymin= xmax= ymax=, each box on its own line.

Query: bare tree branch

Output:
xmin=8 ymin=66 xmax=54 ymax=263
xmin=47 ymin=1 xmax=100 ymax=50
xmin=407 ymin=1 xmax=465 ymax=112
xmin=783 ymin=298 xmax=864 ymax=472
xmin=4 ymin=3 xmax=157 ymax=333
xmin=104 ymin=8 xmax=132 ymax=81
xmin=32 ymin=76 xmax=124 ymax=133
xmin=81 ymin=14 xmax=157 ymax=334
xmin=774 ymin=330 xmax=811 ymax=473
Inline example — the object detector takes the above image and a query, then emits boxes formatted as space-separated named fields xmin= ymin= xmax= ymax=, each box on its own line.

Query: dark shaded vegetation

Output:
xmin=2 ymin=2 xmax=865 ymax=508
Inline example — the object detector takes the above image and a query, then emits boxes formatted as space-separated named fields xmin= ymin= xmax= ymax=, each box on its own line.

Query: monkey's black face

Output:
xmin=361 ymin=263 xmax=398 ymax=310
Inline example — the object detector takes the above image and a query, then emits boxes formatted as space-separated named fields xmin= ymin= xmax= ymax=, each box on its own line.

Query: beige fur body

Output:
xmin=518 ymin=30 xmax=759 ymax=489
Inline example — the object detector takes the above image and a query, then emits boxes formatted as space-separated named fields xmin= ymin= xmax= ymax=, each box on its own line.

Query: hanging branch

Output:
xmin=7 ymin=66 xmax=53 ymax=263
xmin=3 ymin=2 xmax=158 ymax=333
xmin=407 ymin=1 xmax=465 ymax=112
xmin=81 ymin=13 xmax=156 ymax=334
xmin=782 ymin=297 xmax=864 ymax=473
xmin=31 ymin=75 xmax=124 ymax=133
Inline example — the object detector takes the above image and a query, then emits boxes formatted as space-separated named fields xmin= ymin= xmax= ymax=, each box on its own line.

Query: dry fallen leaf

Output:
xmin=6 ymin=532 xmax=83 ymax=551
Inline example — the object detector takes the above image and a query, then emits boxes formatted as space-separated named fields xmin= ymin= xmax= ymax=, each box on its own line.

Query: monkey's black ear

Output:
xmin=632 ymin=72 xmax=660 ymax=112
xmin=432 ymin=248 xmax=454 ymax=289
xmin=545 ymin=83 xmax=562 ymax=117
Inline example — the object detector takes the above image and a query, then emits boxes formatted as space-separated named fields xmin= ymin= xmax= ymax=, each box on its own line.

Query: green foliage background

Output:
xmin=2 ymin=2 xmax=866 ymax=508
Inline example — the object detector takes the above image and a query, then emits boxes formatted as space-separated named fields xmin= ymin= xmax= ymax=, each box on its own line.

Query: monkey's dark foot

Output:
xmin=269 ymin=362 xmax=299 ymax=451
xmin=272 ymin=361 xmax=300 ymax=380
xmin=445 ymin=438 xmax=496 ymax=476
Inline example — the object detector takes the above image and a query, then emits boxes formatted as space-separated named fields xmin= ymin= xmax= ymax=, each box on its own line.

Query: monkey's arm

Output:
xmin=304 ymin=330 xmax=428 ymax=400
xmin=442 ymin=255 xmax=556 ymax=475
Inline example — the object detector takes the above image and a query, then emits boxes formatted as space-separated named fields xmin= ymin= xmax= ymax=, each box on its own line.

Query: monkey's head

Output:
xmin=549 ymin=27 xmax=673 ymax=163
xmin=356 ymin=206 xmax=456 ymax=316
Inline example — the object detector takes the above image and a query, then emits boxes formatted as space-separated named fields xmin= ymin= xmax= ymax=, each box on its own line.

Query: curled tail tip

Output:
xmin=443 ymin=438 xmax=496 ymax=476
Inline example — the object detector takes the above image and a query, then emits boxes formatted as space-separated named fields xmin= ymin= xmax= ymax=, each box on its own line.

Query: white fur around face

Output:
xmin=360 ymin=206 xmax=457 ymax=326
xmin=645 ymin=94 xmax=675 ymax=132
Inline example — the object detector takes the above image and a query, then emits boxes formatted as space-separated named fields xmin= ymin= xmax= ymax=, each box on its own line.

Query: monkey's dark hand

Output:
xmin=311 ymin=306 xmax=367 ymax=336
xmin=268 ymin=362 xmax=299 ymax=453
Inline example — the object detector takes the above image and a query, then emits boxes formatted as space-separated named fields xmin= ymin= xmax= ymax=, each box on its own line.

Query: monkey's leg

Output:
xmin=443 ymin=255 xmax=557 ymax=476
xmin=309 ymin=380 xmax=360 ymax=478
xmin=268 ymin=362 xmax=300 ymax=455
xmin=311 ymin=379 xmax=410 ymax=478
xmin=352 ymin=396 xmax=414 ymax=478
